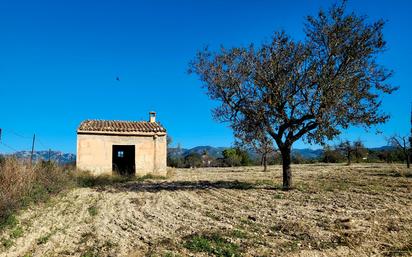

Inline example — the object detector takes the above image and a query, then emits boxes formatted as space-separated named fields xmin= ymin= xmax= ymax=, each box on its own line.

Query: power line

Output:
xmin=3 ymin=129 xmax=50 ymax=150
xmin=0 ymin=142 xmax=18 ymax=152
xmin=10 ymin=131 xmax=31 ymax=139
xmin=2 ymin=129 xmax=32 ymax=139
xmin=0 ymin=128 xmax=30 ymax=153
xmin=0 ymin=128 xmax=51 ymax=154
xmin=36 ymin=138 xmax=48 ymax=150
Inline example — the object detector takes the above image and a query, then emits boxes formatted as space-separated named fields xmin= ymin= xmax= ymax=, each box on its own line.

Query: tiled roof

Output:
xmin=77 ymin=120 xmax=166 ymax=134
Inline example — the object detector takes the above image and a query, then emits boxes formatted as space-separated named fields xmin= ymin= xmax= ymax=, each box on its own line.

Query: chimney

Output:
xmin=149 ymin=111 xmax=156 ymax=123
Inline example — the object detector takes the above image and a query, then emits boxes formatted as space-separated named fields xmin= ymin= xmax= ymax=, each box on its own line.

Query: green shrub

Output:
xmin=0 ymin=214 xmax=18 ymax=230
xmin=222 ymin=148 xmax=252 ymax=167
xmin=36 ymin=233 xmax=52 ymax=245
xmin=10 ymin=226 xmax=23 ymax=238
xmin=184 ymin=233 xmax=241 ymax=257
xmin=88 ymin=205 xmax=98 ymax=216
xmin=75 ymin=172 xmax=134 ymax=187
xmin=1 ymin=238 xmax=13 ymax=249
xmin=231 ymin=229 xmax=248 ymax=239
xmin=136 ymin=174 xmax=166 ymax=181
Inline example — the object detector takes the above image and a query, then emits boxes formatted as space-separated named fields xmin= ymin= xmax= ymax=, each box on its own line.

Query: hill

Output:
xmin=168 ymin=146 xmax=324 ymax=159
xmin=1 ymin=150 xmax=76 ymax=164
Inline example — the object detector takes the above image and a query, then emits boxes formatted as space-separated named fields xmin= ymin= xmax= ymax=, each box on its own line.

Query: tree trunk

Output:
xmin=406 ymin=151 xmax=410 ymax=169
xmin=263 ymin=153 xmax=267 ymax=172
xmin=347 ymin=152 xmax=351 ymax=166
xmin=280 ymin=146 xmax=292 ymax=190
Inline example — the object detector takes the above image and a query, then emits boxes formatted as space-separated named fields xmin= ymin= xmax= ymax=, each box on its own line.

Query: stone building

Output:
xmin=76 ymin=112 xmax=167 ymax=176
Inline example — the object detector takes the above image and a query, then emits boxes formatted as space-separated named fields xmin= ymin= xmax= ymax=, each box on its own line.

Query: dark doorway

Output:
xmin=112 ymin=145 xmax=135 ymax=175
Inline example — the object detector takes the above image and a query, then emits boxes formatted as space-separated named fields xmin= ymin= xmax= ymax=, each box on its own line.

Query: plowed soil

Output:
xmin=1 ymin=164 xmax=411 ymax=257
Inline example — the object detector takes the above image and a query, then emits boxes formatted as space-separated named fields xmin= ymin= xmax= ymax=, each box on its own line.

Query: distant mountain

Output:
xmin=2 ymin=150 xmax=76 ymax=164
xmin=167 ymin=147 xmax=189 ymax=158
xmin=186 ymin=146 xmax=228 ymax=157
xmin=292 ymin=148 xmax=324 ymax=159
xmin=168 ymin=146 xmax=324 ymax=159
xmin=368 ymin=146 xmax=395 ymax=151
xmin=168 ymin=146 xmax=227 ymax=159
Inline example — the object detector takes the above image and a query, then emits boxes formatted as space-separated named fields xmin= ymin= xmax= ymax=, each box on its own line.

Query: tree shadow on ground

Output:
xmin=95 ymin=180 xmax=282 ymax=193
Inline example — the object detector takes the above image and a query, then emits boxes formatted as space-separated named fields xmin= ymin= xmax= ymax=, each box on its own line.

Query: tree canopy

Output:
xmin=189 ymin=1 xmax=397 ymax=189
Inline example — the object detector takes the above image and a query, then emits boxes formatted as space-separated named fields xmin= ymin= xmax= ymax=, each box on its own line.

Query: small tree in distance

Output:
xmin=353 ymin=140 xmax=367 ymax=163
xmin=184 ymin=153 xmax=202 ymax=168
xmin=322 ymin=145 xmax=344 ymax=163
xmin=388 ymin=135 xmax=411 ymax=168
xmin=338 ymin=140 xmax=353 ymax=165
xmin=234 ymin=127 xmax=276 ymax=171
xmin=222 ymin=148 xmax=251 ymax=167
xmin=189 ymin=1 xmax=396 ymax=189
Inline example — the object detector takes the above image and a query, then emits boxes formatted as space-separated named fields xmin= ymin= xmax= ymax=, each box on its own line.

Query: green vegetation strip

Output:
xmin=183 ymin=233 xmax=241 ymax=257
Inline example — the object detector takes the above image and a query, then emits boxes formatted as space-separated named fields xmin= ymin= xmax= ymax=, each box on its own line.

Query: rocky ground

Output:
xmin=0 ymin=164 xmax=411 ymax=257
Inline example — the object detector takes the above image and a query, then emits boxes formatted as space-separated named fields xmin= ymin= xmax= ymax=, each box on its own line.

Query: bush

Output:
xmin=321 ymin=146 xmax=344 ymax=163
xmin=222 ymin=148 xmax=252 ymax=167
xmin=167 ymin=156 xmax=185 ymax=168
xmin=183 ymin=233 xmax=241 ymax=257
xmin=74 ymin=171 xmax=167 ymax=188
xmin=74 ymin=171 xmax=131 ymax=187
xmin=184 ymin=153 xmax=202 ymax=168
xmin=0 ymin=158 xmax=73 ymax=228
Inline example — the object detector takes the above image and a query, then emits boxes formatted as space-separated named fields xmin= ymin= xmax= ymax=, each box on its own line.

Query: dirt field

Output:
xmin=0 ymin=164 xmax=411 ymax=257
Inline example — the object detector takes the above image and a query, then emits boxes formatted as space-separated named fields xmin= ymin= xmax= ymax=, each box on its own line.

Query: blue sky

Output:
xmin=0 ymin=0 xmax=411 ymax=154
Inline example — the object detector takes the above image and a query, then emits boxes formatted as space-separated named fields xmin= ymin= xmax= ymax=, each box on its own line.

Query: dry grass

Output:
xmin=0 ymin=158 xmax=73 ymax=229
xmin=0 ymin=158 xmax=166 ymax=228
xmin=0 ymin=163 xmax=411 ymax=256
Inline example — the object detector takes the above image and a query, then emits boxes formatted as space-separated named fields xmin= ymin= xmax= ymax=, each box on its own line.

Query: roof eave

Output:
xmin=77 ymin=130 xmax=167 ymax=136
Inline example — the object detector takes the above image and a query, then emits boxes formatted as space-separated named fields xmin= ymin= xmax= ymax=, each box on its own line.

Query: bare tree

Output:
xmin=338 ymin=140 xmax=353 ymax=165
xmin=353 ymin=140 xmax=367 ymax=163
xmin=389 ymin=135 xmax=411 ymax=168
xmin=235 ymin=128 xmax=275 ymax=171
xmin=322 ymin=144 xmax=344 ymax=163
xmin=189 ymin=2 xmax=397 ymax=189
xmin=338 ymin=140 xmax=367 ymax=164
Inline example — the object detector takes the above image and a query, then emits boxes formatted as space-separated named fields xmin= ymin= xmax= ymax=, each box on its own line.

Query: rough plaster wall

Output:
xmin=77 ymin=134 xmax=112 ymax=176
xmin=76 ymin=134 xmax=167 ymax=176
xmin=154 ymin=135 xmax=167 ymax=174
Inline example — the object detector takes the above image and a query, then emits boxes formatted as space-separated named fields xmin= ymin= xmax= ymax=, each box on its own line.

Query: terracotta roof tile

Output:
xmin=78 ymin=120 xmax=166 ymax=133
